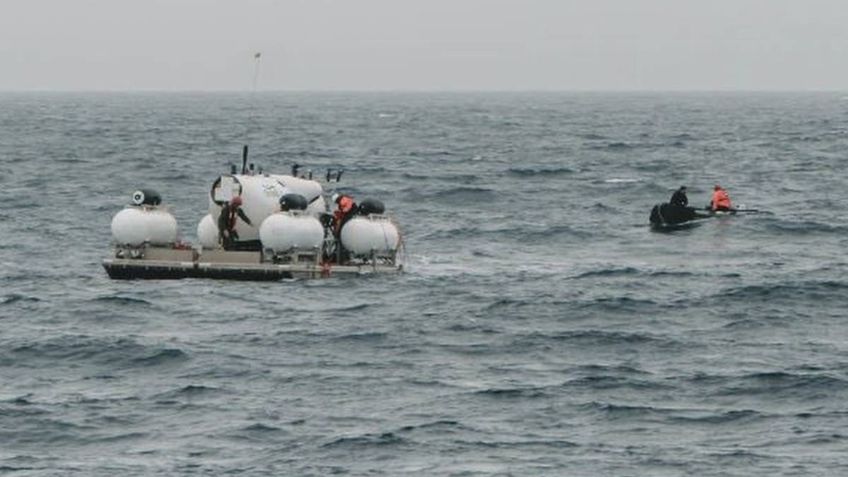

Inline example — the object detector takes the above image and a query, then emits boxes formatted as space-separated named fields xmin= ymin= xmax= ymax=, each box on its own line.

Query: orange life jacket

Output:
xmin=711 ymin=189 xmax=732 ymax=210
xmin=334 ymin=196 xmax=357 ymax=234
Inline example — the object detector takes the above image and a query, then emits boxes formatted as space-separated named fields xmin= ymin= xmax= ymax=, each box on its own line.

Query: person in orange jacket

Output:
xmin=333 ymin=193 xmax=358 ymax=235
xmin=710 ymin=184 xmax=733 ymax=212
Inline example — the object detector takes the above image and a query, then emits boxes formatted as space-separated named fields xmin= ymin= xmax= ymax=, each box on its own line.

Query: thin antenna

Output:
xmin=252 ymin=52 xmax=262 ymax=91
xmin=242 ymin=52 xmax=262 ymax=174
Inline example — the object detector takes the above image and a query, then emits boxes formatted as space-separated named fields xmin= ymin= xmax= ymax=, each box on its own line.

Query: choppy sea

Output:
xmin=1 ymin=92 xmax=847 ymax=476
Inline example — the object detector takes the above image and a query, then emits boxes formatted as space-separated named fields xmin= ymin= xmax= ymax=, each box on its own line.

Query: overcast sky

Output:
xmin=2 ymin=0 xmax=848 ymax=91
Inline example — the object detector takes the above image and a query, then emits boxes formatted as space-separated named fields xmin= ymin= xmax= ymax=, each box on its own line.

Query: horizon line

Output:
xmin=2 ymin=88 xmax=848 ymax=94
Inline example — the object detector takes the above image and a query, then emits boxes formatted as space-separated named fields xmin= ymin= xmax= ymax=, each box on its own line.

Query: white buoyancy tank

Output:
xmin=209 ymin=174 xmax=326 ymax=241
xmin=259 ymin=212 xmax=324 ymax=252
xmin=340 ymin=216 xmax=400 ymax=255
xmin=111 ymin=207 xmax=178 ymax=246
xmin=196 ymin=214 xmax=219 ymax=249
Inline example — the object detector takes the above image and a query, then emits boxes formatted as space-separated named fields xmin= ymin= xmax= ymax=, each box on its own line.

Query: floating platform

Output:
xmin=102 ymin=247 xmax=402 ymax=280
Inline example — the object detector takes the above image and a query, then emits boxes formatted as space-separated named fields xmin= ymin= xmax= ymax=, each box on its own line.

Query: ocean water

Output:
xmin=1 ymin=92 xmax=847 ymax=476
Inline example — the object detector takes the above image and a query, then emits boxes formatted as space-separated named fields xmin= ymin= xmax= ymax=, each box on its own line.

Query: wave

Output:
xmin=577 ymin=133 xmax=608 ymax=140
xmin=717 ymin=372 xmax=848 ymax=397
xmin=330 ymin=331 xmax=387 ymax=343
xmin=763 ymin=220 xmax=848 ymax=236
xmin=314 ymin=303 xmax=372 ymax=313
xmin=422 ymin=223 xmax=593 ymax=242
xmin=577 ymin=296 xmax=660 ymax=313
xmin=579 ymin=401 xmax=663 ymax=418
xmin=1 ymin=294 xmax=41 ymax=305
xmin=591 ymin=141 xmax=634 ymax=151
xmin=229 ymin=423 xmax=288 ymax=442
xmin=427 ymin=186 xmax=497 ymax=203
xmin=482 ymin=297 xmax=532 ymax=311
xmin=2 ymin=417 xmax=95 ymax=446
xmin=453 ymin=438 xmax=579 ymax=449
xmin=572 ymin=267 xmax=640 ymax=279
xmin=563 ymin=375 xmax=670 ymax=391
xmin=506 ymin=166 xmax=575 ymax=177
xmin=473 ymin=387 xmax=549 ymax=399
xmin=669 ymin=409 xmax=764 ymax=425
xmin=585 ymin=140 xmax=686 ymax=151
xmin=716 ymin=281 xmax=848 ymax=302
xmin=321 ymin=432 xmax=408 ymax=449
xmin=579 ymin=402 xmax=768 ymax=427
xmin=291 ymin=150 xmax=334 ymax=159
xmin=400 ymin=172 xmax=480 ymax=182
xmin=572 ymin=364 xmax=650 ymax=375
xmin=537 ymin=329 xmax=669 ymax=346
xmin=132 ymin=348 xmax=189 ymax=367
xmin=92 ymin=295 xmax=153 ymax=306
xmin=2 ymin=336 xmax=188 ymax=369
xmin=153 ymin=384 xmax=227 ymax=400
xmin=396 ymin=420 xmax=467 ymax=433
xmin=571 ymin=267 xmax=700 ymax=280
xmin=681 ymin=371 xmax=848 ymax=399
xmin=409 ymin=150 xmax=458 ymax=158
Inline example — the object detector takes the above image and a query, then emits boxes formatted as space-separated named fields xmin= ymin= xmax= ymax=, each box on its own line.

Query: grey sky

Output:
xmin=2 ymin=0 xmax=848 ymax=91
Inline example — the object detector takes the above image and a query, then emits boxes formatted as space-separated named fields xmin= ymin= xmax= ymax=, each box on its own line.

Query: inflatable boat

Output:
xmin=649 ymin=203 xmax=713 ymax=230
xmin=103 ymin=155 xmax=403 ymax=280
xmin=649 ymin=203 xmax=758 ymax=231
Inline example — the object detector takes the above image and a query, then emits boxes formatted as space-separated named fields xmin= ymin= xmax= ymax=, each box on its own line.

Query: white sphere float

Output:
xmin=110 ymin=207 xmax=178 ymax=246
xmin=340 ymin=216 xmax=400 ymax=256
xmin=259 ymin=212 xmax=324 ymax=253
xmin=196 ymin=214 xmax=219 ymax=249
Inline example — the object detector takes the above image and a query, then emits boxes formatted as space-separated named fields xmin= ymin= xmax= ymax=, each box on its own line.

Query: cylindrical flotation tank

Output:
xmin=340 ymin=216 xmax=400 ymax=256
xmin=259 ymin=212 xmax=324 ymax=252
xmin=208 ymin=174 xmax=326 ymax=242
xmin=196 ymin=214 xmax=219 ymax=249
xmin=111 ymin=207 xmax=178 ymax=246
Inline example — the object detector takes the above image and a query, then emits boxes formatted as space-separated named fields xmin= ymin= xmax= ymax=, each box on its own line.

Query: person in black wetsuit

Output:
xmin=669 ymin=186 xmax=688 ymax=207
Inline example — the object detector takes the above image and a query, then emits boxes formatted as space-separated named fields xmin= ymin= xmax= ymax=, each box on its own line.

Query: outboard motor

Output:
xmin=357 ymin=198 xmax=385 ymax=216
xmin=279 ymin=193 xmax=308 ymax=211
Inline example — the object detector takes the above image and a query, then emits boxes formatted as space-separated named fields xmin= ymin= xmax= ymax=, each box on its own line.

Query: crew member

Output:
xmin=670 ymin=186 xmax=688 ymax=207
xmin=217 ymin=196 xmax=252 ymax=249
xmin=333 ymin=193 xmax=357 ymax=236
xmin=710 ymin=184 xmax=732 ymax=211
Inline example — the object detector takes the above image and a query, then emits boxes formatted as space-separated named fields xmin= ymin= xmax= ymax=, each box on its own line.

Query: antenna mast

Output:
xmin=252 ymin=51 xmax=262 ymax=92
xmin=242 ymin=52 xmax=262 ymax=174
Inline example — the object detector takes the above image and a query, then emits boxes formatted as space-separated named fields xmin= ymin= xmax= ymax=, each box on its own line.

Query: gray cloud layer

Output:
xmin=2 ymin=0 xmax=847 ymax=91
